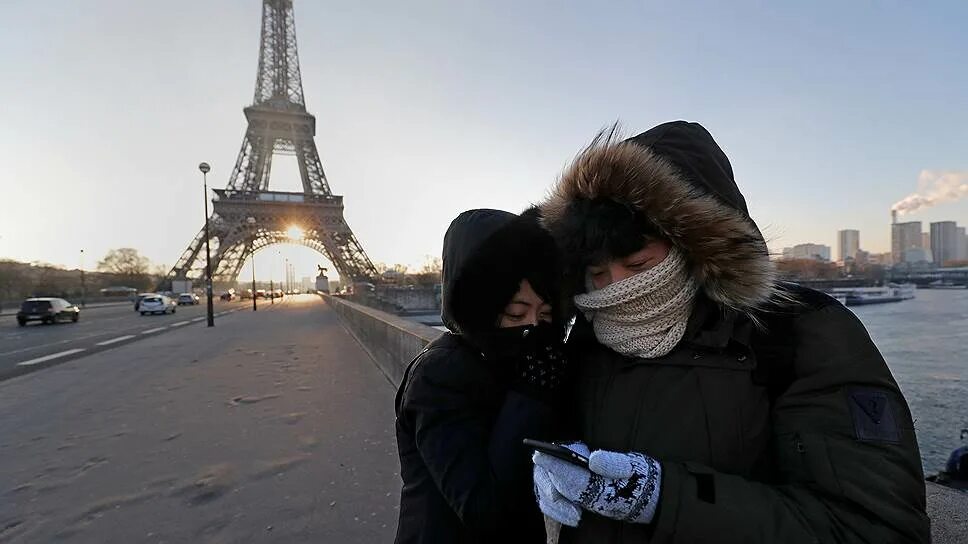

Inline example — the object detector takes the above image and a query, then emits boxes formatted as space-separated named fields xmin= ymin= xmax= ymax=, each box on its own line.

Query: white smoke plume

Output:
xmin=892 ymin=170 xmax=968 ymax=215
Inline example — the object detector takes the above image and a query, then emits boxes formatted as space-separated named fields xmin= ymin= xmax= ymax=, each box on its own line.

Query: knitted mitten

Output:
xmin=533 ymin=448 xmax=663 ymax=524
xmin=533 ymin=442 xmax=587 ymax=527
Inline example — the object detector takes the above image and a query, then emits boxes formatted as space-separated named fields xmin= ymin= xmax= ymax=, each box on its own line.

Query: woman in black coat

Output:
xmin=394 ymin=208 xmax=569 ymax=543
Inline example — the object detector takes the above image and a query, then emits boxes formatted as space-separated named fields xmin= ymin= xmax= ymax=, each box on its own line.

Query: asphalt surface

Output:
xmin=0 ymin=299 xmax=249 ymax=381
xmin=0 ymin=294 xmax=400 ymax=543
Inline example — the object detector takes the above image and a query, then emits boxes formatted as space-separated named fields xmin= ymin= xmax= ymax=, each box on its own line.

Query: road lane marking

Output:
xmin=191 ymin=317 xmax=205 ymax=322
xmin=16 ymin=348 xmax=86 ymax=366
xmin=170 ymin=321 xmax=190 ymax=327
xmin=96 ymin=335 xmax=135 ymax=346
xmin=141 ymin=327 xmax=168 ymax=334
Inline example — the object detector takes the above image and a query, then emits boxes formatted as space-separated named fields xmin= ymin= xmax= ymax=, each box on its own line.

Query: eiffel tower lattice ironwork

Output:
xmin=164 ymin=0 xmax=377 ymax=287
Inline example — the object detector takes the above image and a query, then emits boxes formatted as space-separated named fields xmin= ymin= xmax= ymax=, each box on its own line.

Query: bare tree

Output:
xmin=97 ymin=248 xmax=153 ymax=289
xmin=97 ymin=248 xmax=151 ymax=276
xmin=419 ymin=256 xmax=442 ymax=275
xmin=412 ymin=255 xmax=442 ymax=286
xmin=0 ymin=260 xmax=26 ymax=302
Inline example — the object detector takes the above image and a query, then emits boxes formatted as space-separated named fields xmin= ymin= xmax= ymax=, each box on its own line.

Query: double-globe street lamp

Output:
xmin=199 ymin=162 xmax=215 ymax=327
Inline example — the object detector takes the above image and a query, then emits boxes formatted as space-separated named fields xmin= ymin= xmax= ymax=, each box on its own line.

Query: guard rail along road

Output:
xmin=321 ymin=294 xmax=968 ymax=543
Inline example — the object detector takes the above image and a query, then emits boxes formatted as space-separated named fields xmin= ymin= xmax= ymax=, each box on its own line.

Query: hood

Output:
xmin=541 ymin=121 xmax=778 ymax=314
xmin=441 ymin=208 xmax=562 ymax=334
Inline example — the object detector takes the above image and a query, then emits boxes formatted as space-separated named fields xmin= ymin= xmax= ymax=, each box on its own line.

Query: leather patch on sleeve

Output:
xmin=846 ymin=387 xmax=900 ymax=443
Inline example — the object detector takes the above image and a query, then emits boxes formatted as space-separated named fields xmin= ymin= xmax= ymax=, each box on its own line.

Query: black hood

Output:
xmin=440 ymin=208 xmax=562 ymax=335
xmin=626 ymin=121 xmax=753 ymax=219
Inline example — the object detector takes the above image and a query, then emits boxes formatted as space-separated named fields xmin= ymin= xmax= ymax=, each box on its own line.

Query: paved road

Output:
xmin=0 ymin=299 xmax=249 ymax=381
xmin=0 ymin=295 xmax=399 ymax=543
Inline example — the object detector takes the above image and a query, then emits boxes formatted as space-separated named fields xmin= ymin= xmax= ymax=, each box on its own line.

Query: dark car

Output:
xmin=17 ymin=298 xmax=80 ymax=326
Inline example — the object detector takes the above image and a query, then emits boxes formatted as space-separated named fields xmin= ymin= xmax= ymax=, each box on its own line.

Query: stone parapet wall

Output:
xmin=323 ymin=294 xmax=439 ymax=386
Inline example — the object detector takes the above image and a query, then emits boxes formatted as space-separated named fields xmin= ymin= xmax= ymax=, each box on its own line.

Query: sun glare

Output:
xmin=286 ymin=225 xmax=304 ymax=240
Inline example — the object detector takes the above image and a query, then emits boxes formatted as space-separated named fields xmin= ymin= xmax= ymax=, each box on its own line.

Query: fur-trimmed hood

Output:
xmin=541 ymin=121 xmax=778 ymax=314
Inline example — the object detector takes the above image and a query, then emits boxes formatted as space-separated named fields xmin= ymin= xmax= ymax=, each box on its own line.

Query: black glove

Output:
xmin=507 ymin=323 xmax=569 ymax=402
xmin=511 ymin=339 xmax=568 ymax=401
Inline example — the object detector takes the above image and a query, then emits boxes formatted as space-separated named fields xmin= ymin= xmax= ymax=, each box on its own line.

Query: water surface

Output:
xmin=851 ymin=288 xmax=968 ymax=473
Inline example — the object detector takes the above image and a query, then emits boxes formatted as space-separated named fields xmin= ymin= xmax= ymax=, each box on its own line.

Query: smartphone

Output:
xmin=523 ymin=438 xmax=589 ymax=469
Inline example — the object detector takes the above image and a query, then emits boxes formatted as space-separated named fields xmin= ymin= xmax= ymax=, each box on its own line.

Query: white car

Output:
xmin=139 ymin=295 xmax=177 ymax=315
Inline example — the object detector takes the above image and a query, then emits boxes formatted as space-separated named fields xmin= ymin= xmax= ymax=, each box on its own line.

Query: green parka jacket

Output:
xmin=540 ymin=121 xmax=930 ymax=543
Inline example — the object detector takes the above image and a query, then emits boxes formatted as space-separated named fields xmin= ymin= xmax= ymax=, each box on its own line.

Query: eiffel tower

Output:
xmin=164 ymin=0 xmax=377 ymax=288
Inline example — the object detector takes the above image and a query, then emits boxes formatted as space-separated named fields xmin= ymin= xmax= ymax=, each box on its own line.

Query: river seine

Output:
xmin=853 ymin=288 xmax=968 ymax=473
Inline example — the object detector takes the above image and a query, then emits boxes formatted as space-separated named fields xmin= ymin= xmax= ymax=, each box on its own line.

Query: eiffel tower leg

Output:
xmin=294 ymin=137 xmax=332 ymax=195
xmin=228 ymin=239 xmax=256 ymax=282
xmin=164 ymin=223 xmax=211 ymax=284
xmin=314 ymin=221 xmax=378 ymax=282
xmin=210 ymin=225 xmax=253 ymax=282
xmin=227 ymin=134 xmax=274 ymax=193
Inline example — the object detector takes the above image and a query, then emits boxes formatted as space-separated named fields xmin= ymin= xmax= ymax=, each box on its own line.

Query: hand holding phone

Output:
xmin=524 ymin=438 xmax=589 ymax=469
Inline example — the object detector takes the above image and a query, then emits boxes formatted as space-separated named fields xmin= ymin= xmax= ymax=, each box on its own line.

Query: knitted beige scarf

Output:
xmin=574 ymin=247 xmax=698 ymax=359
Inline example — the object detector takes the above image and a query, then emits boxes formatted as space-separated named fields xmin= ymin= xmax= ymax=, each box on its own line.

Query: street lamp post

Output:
xmin=278 ymin=250 xmax=284 ymax=300
xmin=251 ymin=251 xmax=258 ymax=311
xmin=79 ymin=249 xmax=86 ymax=308
xmin=246 ymin=217 xmax=257 ymax=311
xmin=199 ymin=162 xmax=215 ymax=327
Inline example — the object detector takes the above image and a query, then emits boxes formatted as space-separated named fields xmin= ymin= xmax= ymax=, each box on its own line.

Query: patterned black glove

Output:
xmin=510 ymin=331 xmax=568 ymax=402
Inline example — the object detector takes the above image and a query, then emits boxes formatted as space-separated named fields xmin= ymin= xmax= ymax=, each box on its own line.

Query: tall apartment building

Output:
xmin=958 ymin=227 xmax=968 ymax=261
xmin=892 ymin=221 xmax=922 ymax=264
xmin=838 ymin=229 xmax=860 ymax=262
xmin=931 ymin=221 xmax=959 ymax=266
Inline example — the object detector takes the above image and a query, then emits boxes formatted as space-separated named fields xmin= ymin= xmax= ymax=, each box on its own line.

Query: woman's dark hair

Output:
xmin=450 ymin=209 xmax=564 ymax=332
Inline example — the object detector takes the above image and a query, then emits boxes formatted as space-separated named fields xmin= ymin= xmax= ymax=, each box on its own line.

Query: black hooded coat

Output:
xmin=541 ymin=122 xmax=930 ymax=543
xmin=394 ymin=209 xmax=564 ymax=544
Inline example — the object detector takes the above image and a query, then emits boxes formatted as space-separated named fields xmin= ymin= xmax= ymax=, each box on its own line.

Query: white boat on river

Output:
xmin=827 ymin=283 xmax=916 ymax=306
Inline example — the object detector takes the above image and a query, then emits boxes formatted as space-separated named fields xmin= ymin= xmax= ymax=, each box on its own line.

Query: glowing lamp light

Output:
xmin=287 ymin=225 xmax=304 ymax=240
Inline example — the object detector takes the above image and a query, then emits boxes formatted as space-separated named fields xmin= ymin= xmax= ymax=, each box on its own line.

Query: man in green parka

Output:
xmin=531 ymin=121 xmax=930 ymax=543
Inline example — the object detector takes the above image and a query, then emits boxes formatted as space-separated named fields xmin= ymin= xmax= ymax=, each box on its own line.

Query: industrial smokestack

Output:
xmin=892 ymin=209 xmax=898 ymax=224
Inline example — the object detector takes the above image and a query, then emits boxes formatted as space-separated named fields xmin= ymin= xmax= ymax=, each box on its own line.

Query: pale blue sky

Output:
xmin=2 ymin=1 xmax=967 ymax=281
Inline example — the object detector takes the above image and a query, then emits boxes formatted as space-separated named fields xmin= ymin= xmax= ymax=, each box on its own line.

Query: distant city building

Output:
xmin=957 ymin=227 xmax=967 ymax=261
xmin=867 ymin=252 xmax=893 ymax=266
xmin=301 ymin=276 xmax=312 ymax=291
xmin=783 ymin=243 xmax=831 ymax=261
xmin=903 ymin=247 xmax=933 ymax=264
xmin=930 ymin=221 xmax=959 ymax=266
xmin=838 ymin=229 xmax=860 ymax=262
xmin=891 ymin=221 xmax=922 ymax=264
